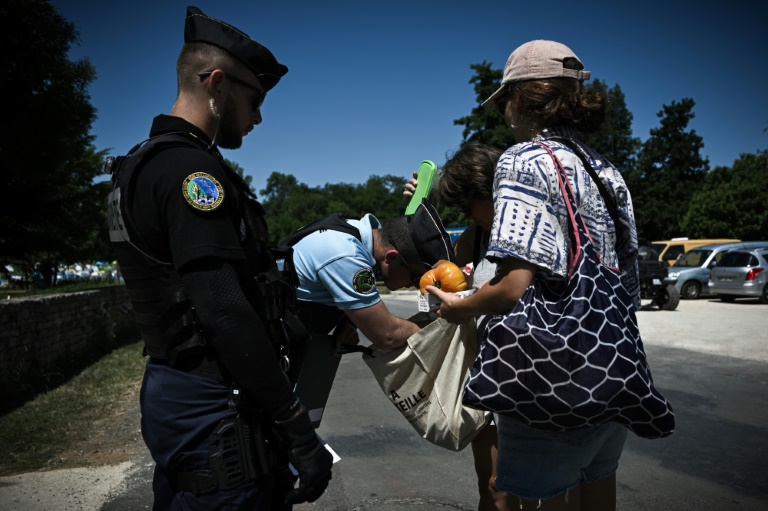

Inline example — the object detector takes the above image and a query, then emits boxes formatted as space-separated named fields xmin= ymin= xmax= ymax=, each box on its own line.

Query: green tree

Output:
xmin=453 ymin=62 xmax=513 ymax=150
xmin=259 ymin=173 xmax=316 ymax=244
xmin=625 ymin=98 xmax=709 ymax=240
xmin=680 ymin=150 xmax=768 ymax=239
xmin=335 ymin=175 xmax=408 ymax=225
xmin=259 ymin=172 xmax=408 ymax=245
xmin=585 ymin=80 xmax=640 ymax=173
xmin=1 ymin=0 xmax=108 ymax=278
xmin=223 ymin=158 xmax=255 ymax=194
xmin=435 ymin=205 xmax=465 ymax=229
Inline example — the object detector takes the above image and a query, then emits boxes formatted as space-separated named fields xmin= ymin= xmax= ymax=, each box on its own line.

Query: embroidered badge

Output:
xmin=352 ymin=268 xmax=376 ymax=294
xmin=182 ymin=172 xmax=224 ymax=211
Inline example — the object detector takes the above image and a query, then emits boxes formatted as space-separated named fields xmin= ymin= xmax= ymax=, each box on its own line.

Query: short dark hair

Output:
xmin=175 ymin=42 xmax=248 ymax=95
xmin=436 ymin=142 xmax=502 ymax=208
xmin=379 ymin=216 xmax=422 ymax=271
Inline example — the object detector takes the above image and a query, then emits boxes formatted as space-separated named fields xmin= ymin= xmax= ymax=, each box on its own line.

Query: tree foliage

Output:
xmin=224 ymin=158 xmax=255 ymax=194
xmin=450 ymin=64 xmax=765 ymax=247
xmin=625 ymin=98 xmax=709 ymax=240
xmin=585 ymin=80 xmax=640 ymax=173
xmin=680 ymin=151 xmax=768 ymax=239
xmin=259 ymin=172 xmax=409 ymax=245
xmin=1 ymin=0 xmax=109 ymax=267
xmin=452 ymin=62 xmax=514 ymax=151
xmin=3 ymin=7 xmax=763 ymax=279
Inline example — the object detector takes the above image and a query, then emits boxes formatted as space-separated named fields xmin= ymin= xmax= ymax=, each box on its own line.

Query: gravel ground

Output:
xmin=0 ymin=463 xmax=133 ymax=511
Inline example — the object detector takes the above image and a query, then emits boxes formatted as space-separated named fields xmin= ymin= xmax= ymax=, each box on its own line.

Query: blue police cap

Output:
xmin=184 ymin=6 xmax=288 ymax=92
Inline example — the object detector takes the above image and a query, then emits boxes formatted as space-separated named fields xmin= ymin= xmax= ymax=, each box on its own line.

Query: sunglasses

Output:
xmin=493 ymin=85 xmax=513 ymax=119
xmin=198 ymin=71 xmax=266 ymax=111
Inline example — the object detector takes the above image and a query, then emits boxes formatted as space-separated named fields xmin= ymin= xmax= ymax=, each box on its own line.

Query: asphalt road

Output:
xmin=4 ymin=294 xmax=767 ymax=510
xmin=301 ymin=295 xmax=768 ymax=511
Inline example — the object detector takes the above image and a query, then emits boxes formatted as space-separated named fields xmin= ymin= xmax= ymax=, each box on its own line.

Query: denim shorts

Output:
xmin=494 ymin=417 xmax=628 ymax=500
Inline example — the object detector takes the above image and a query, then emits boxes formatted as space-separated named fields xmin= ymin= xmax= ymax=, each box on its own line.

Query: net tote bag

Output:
xmin=463 ymin=142 xmax=675 ymax=439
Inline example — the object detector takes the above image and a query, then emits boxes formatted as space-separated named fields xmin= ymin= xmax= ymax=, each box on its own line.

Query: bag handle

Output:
xmin=548 ymin=137 xmax=620 ymax=228
xmin=535 ymin=142 xmax=593 ymax=278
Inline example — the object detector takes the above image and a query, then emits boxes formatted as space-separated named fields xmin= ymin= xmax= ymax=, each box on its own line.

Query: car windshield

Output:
xmin=676 ymin=249 xmax=712 ymax=267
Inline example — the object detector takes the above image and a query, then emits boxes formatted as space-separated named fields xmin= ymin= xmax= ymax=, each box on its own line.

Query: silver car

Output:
xmin=669 ymin=241 xmax=768 ymax=299
xmin=708 ymin=247 xmax=768 ymax=303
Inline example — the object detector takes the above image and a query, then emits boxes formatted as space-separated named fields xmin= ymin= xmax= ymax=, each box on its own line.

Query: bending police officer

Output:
xmin=106 ymin=7 xmax=331 ymax=510
xmin=288 ymin=200 xmax=454 ymax=349
xmin=265 ymin=201 xmax=455 ymax=431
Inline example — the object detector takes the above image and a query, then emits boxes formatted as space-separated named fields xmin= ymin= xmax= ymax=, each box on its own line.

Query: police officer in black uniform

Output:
xmin=106 ymin=6 xmax=332 ymax=510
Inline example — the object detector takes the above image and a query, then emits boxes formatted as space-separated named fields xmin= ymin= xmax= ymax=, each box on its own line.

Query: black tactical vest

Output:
xmin=106 ymin=133 xmax=273 ymax=362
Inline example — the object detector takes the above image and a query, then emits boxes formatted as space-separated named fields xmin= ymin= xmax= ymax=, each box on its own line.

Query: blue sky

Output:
xmin=53 ymin=0 xmax=766 ymax=197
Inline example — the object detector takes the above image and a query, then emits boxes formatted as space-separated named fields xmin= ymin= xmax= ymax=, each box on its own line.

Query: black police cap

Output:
xmin=398 ymin=199 xmax=455 ymax=272
xmin=184 ymin=6 xmax=288 ymax=92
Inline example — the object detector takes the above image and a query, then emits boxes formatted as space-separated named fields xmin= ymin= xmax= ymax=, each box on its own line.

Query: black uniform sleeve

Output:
xmin=132 ymin=147 xmax=245 ymax=269
xmin=179 ymin=257 xmax=297 ymax=421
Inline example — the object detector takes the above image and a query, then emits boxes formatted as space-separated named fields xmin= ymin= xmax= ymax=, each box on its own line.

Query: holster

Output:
xmin=171 ymin=413 xmax=271 ymax=495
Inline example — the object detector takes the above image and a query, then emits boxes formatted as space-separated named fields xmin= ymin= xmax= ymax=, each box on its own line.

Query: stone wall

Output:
xmin=0 ymin=286 xmax=137 ymax=399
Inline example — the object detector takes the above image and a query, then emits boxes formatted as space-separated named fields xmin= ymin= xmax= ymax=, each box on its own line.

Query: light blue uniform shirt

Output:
xmin=291 ymin=214 xmax=381 ymax=310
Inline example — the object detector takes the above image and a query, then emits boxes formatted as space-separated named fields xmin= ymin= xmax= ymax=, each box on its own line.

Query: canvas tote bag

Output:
xmin=364 ymin=314 xmax=491 ymax=451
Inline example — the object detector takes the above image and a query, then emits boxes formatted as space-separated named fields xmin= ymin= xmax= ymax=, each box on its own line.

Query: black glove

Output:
xmin=274 ymin=400 xmax=333 ymax=504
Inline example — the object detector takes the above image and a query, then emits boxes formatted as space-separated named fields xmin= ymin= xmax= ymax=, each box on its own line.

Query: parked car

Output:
xmin=708 ymin=247 xmax=768 ymax=303
xmin=651 ymin=238 xmax=740 ymax=266
xmin=668 ymin=241 xmax=768 ymax=299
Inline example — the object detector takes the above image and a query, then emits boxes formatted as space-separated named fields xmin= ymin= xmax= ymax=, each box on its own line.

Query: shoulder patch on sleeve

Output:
xmin=352 ymin=268 xmax=376 ymax=294
xmin=182 ymin=172 xmax=225 ymax=211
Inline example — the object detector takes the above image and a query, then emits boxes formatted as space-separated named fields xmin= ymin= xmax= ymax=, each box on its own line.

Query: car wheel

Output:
xmin=760 ymin=284 xmax=768 ymax=305
xmin=680 ymin=281 xmax=701 ymax=300
xmin=719 ymin=294 xmax=736 ymax=303
xmin=659 ymin=285 xmax=681 ymax=311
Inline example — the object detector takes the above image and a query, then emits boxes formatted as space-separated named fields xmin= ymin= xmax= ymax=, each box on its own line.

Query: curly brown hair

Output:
xmin=436 ymin=142 xmax=502 ymax=208
xmin=507 ymin=58 xmax=607 ymax=134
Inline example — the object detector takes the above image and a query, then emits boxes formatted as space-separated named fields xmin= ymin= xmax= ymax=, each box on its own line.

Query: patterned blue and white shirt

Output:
xmin=486 ymin=127 xmax=640 ymax=307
